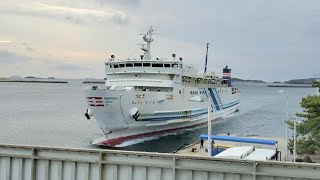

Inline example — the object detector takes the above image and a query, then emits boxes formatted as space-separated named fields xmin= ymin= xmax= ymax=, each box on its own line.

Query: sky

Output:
xmin=0 ymin=0 xmax=319 ymax=82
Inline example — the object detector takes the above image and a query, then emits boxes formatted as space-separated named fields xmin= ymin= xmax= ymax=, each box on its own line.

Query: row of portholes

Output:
xmin=190 ymin=89 xmax=227 ymax=95
xmin=132 ymin=101 xmax=155 ymax=104
xmin=190 ymin=91 xmax=205 ymax=95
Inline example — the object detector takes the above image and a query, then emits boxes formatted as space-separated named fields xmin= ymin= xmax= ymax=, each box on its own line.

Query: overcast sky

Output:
xmin=0 ymin=0 xmax=319 ymax=82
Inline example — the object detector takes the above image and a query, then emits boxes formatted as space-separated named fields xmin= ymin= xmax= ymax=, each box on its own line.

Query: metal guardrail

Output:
xmin=0 ymin=144 xmax=319 ymax=180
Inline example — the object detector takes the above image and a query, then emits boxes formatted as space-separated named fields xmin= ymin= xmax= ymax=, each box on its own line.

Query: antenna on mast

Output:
xmin=138 ymin=26 xmax=156 ymax=60
xmin=204 ymin=43 xmax=209 ymax=74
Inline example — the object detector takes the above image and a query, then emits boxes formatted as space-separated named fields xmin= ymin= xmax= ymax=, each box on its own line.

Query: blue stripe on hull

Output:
xmin=140 ymin=102 xmax=240 ymax=122
xmin=138 ymin=87 xmax=239 ymax=122
xmin=140 ymin=111 xmax=208 ymax=121
xmin=208 ymin=88 xmax=220 ymax=111
xmin=212 ymin=88 xmax=222 ymax=110
xmin=215 ymin=88 xmax=223 ymax=104
xmin=203 ymin=88 xmax=214 ymax=111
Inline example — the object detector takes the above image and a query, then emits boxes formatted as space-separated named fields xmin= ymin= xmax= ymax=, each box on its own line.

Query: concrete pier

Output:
xmin=175 ymin=134 xmax=292 ymax=161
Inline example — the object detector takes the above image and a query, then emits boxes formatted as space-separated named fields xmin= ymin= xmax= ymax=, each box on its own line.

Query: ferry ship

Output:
xmin=84 ymin=28 xmax=240 ymax=146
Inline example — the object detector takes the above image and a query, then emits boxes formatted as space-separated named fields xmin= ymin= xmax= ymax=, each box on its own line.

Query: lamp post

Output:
xmin=208 ymin=106 xmax=212 ymax=157
xmin=279 ymin=90 xmax=289 ymax=160
xmin=285 ymin=91 xmax=289 ymax=161
xmin=293 ymin=121 xmax=297 ymax=162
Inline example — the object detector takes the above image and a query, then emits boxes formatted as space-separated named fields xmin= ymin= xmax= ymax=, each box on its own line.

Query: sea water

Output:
xmin=0 ymin=80 xmax=316 ymax=153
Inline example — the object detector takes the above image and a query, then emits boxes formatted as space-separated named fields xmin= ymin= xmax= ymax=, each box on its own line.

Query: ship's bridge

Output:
xmin=105 ymin=60 xmax=183 ymax=75
xmin=104 ymin=59 xmax=184 ymax=90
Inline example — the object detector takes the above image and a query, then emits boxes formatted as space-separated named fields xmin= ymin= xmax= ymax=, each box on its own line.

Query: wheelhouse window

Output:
xmin=134 ymin=63 xmax=142 ymax=67
xmin=126 ymin=63 xmax=133 ymax=67
xmin=152 ymin=63 xmax=163 ymax=67
xmin=119 ymin=64 xmax=125 ymax=68
xmin=164 ymin=64 xmax=171 ymax=68
xmin=143 ymin=63 xmax=150 ymax=67
xmin=113 ymin=64 xmax=119 ymax=68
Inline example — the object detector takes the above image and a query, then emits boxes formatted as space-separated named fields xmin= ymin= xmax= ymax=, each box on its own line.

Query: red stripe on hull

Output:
xmin=97 ymin=121 xmax=209 ymax=146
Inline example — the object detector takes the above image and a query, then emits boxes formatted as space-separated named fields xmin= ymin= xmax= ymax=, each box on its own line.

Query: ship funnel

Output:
xmin=84 ymin=108 xmax=93 ymax=120
xmin=223 ymin=65 xmax=232 ymax=87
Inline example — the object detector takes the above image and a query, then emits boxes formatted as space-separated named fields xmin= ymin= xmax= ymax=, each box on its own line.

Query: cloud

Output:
xmin=0 ymin=41 xmax=11 ymax=43
xmin=1 ymin=0 xmax=319 ymax=81
xmin=95 ymin=0 xmax=140 ymax=7
xmin=0 ymin=1 xmax=130 ymax=25
xmin=20 ymin=42 xmax=34 ymax=52
xmin=0 ymin=50 xmax=30 ymax=63
xmin=54 ymin=64 xmax=91 ymax=71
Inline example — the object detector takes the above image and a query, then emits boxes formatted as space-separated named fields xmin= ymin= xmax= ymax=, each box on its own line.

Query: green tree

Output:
xmin=288 ymin=81 xmax=320 ymax=154
xmin=313 ymin=80 xmax=320 ymax=93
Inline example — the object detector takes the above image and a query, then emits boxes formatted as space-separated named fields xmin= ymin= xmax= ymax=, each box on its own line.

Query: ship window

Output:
xmin=173 ymin=64 xmax=178 ymax=67
xmin=110 ymin=65 xmax=113 ymax=68
xmin=134 ymin=63 xmax=142 ymax=67
xmin=164 ymin=64 xmax=171 ymax=68
xmin=143 ymin=63 xmax=150 ymax=67
xmin=119 ymin=64 xmax=125 ymax=68
xmin=152 ymin=64 xmax=163 ymax=67
xmin=126 ymin=63 xmax=133 ymax=67
xmin=114 ymin=64 xmax=119 ymax=68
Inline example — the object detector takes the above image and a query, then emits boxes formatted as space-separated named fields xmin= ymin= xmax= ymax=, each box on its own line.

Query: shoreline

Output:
xmin=0 ymin=80 xmax=68 ymax=84
xmin=267 ymin=84 xmax=313 ymax=88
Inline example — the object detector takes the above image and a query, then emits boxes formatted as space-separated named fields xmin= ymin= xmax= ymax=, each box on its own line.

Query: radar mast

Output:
xmin=139 ymin=27 xmax=155 ymax=60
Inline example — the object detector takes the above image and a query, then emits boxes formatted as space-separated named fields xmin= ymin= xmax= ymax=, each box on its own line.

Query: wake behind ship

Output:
xmin=84 ymin=28 xmax=240 ymax=146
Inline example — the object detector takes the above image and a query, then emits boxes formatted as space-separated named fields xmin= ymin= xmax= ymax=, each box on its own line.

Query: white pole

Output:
xmin=293 ymin=122 xmax=296 ymax=162
xmin=208 ymin=106 xmax=212 ymax=157
xmin=285 ymin=91 xmax=289 ymax=161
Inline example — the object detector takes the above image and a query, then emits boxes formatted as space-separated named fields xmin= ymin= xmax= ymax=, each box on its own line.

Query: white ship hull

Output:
xmin=85 ymin=86 xmax=239 ymax=146
xmin=83 ymin=27 xmax=240 ymax=146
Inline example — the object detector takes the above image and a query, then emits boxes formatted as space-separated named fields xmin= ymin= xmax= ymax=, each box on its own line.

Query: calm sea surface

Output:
xmin=0 ymin=80 xmax=316 ymax=153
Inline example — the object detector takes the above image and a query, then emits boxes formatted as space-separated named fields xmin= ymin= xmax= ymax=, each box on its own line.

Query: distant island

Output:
xmin=232 ymin=78 xmax=266 ymax=83
xmin=24 ymin=76 xmax=56 ymax=79
xmin=267 ymin=84 xmax=313 ymax=88
xmin=267 ymin=78 xmax=318 ymax=88
xmin=231 ymin=77 xmax=318 ymax=85
xmin=0 ymin=77 xmax=68 ymax=84
xmin=284 ymin=78 xmax=318 ymax=85
xmin=82 ymin=78 xmax=105 ymax=84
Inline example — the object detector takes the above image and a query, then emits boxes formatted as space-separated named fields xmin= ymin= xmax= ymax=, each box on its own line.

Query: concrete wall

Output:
xmin=0 ymin=144 xmax=319 ymax=180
